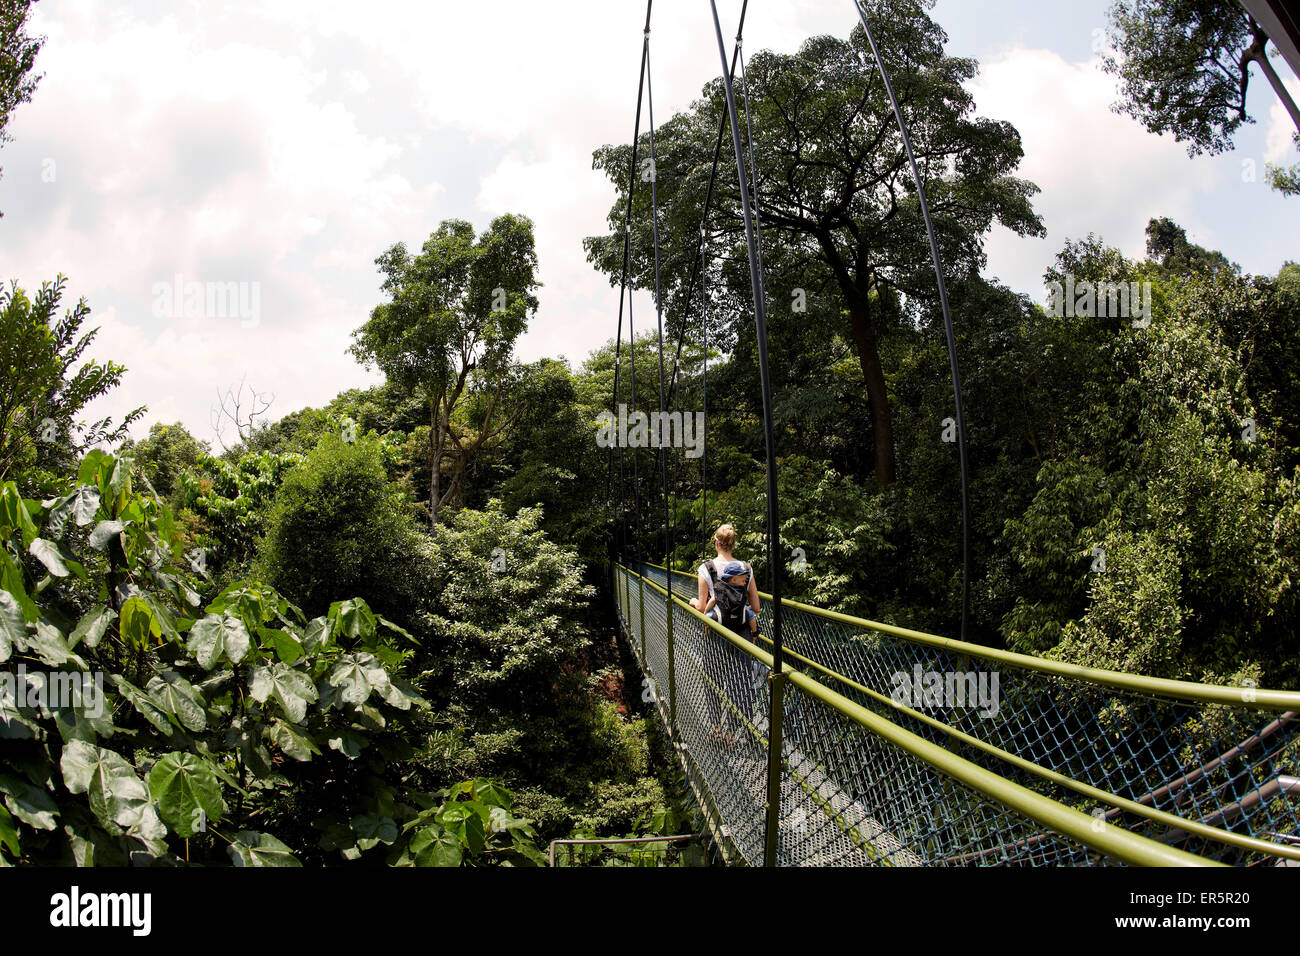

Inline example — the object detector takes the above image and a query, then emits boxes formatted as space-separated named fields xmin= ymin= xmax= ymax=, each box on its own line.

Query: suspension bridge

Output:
xmin=600 ymin=0 xmax=1300 ymax=867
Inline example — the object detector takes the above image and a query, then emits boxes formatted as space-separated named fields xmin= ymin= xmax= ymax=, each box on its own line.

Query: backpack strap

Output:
xmin=705 ymin=561 xmax=721 ymax=585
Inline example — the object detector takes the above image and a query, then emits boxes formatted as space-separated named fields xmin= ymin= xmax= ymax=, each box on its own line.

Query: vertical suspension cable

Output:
xmin=647 ymin=31 xmax=671 ymax=577
xmin=700 ymin=228 xmax=709 ymax=547
xmin=851 ymin=0 xmax=971 ymax=640
xmin=708 ymin=0 xmax=785 ymax=867
xmin=609 ymin=15 xmax=652 ymax=564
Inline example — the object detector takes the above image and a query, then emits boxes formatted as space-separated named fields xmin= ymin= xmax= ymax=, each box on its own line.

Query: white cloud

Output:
xmin=969 ymin=49 xmax=1220 ymax=299
xmin=2 ymin=1 xmax=1292 ymax=452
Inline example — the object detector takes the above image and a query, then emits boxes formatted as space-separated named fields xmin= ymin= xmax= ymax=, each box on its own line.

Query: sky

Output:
xmin=1 ymin=0 xmax=1296 ymax=447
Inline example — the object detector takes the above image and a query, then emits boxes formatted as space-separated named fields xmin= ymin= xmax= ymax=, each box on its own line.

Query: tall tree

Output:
xmin=350 ymin=216 xmax=538 ymax=525
xmin=1102 ymin=1 xmax=1300 ymax=165
xmin=0 ymin=276 xmax=145 ymax=490
xmin=585 ymin=0 xmax=1042 ymax=484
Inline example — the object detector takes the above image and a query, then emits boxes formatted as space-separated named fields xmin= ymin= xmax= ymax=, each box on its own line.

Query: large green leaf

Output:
xmin=187 ymin=612 xmax=251 ymax=668
xmin=0 ymin=590 xmax=25 ymax=663
xmin=0 ymin=805 xmax=19 ymax=858
xmin=257 ymin=627 xmax=302 ymax=665
xmin=0 ymin=484 xmax=38 ymax=545
xmin=148 ymin=752 xmax=223 ymax=838
xmin=146 ymin=672 xmax=206 ymax=732
xmin=0 ymin=549 xmax=38 ymax=622
xmin=0 ymin=774 xmax=58 ymax=830
xmin=410 ymin=824 xmax=462 ymax=867
xmin=328 ymin=598 xmax=377 ymax=642
xmin=249 ymin=662 xmax=317 ymax=723
xmin=67 ymin=485 xmax=102 ymax=527
xmin=87 ymin=520 xmax=124 ymax=552
xmin=301 ymin=617 xmax=330 ymax=654
xmin=109 ymin=676 xmax=174 ymax=737
xmin=27 ymin=538 xmax=68 ymax=577
xmin=69 ymin=606 xmax=116 ymax=650
xmin=26 ymin=621 xmax=76 ymax=666
xmin=351 ymin=812 xmax=398 ymax=849
xmin=59 ymin=740 xmax=151 ymax=833
xmin=328 ymin=655 xmax=373 ymax=705
xmin=267 ymin=718 xmax=319 ymax=762
xmin=228 ymin=830 xmax=300 ymax=867
xmin=119 ymin=597 xmax=160 ymax=649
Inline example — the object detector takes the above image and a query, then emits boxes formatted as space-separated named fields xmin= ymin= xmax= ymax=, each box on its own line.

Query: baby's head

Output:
xmin=721 ymin=560 xmax=748 ymax=585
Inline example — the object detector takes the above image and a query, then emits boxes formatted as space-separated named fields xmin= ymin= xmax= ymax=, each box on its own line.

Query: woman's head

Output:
xmin=713 ymin=523 xmax=736 ymax=555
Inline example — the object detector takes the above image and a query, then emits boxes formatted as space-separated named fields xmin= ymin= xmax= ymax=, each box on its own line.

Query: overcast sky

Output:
xmin=1 ymin=0 xmax=1296 ymax=447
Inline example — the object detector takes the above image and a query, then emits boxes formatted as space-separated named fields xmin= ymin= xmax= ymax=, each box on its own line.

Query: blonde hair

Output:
xmin=713 ymin=524 xmax=736 ymax=552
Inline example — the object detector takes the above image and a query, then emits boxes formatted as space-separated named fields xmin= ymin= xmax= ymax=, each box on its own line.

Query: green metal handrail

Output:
xmin=620 ymin=563 xmax=1220 ymax=867
xmin=648 ymin=561 xmax=1300 ymax=710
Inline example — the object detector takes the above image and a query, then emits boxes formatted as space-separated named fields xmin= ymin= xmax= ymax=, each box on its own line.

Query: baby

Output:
xmin=698 ymin=562 xmax=760 ymax=637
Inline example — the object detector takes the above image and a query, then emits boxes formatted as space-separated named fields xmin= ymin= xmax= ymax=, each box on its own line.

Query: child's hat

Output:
xmin=721 ymin=560 xmax=748 ymax=578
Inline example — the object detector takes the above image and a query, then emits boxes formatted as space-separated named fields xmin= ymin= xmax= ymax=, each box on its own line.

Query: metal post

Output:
xmin=763 ymin=671 xmax=785 ymax=867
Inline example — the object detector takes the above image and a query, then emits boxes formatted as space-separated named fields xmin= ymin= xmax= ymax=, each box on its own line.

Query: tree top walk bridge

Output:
xmin=602 ymin=1 xmax=1300 ymax=866
xmin=614 ymin=560 xmax=1300 ymax=867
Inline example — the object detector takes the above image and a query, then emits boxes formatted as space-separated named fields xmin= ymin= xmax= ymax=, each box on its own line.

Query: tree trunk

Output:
xmin=847 ymin=299 xmax=896 ymax=485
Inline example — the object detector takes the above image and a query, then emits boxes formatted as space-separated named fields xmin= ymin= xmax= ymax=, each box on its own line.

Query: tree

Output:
xmin=0 ymin=277 xmax=145 ymax=490
xmin=585 ymin=0 xmax=1043 ymax=485
xmin=1102 ymin=0 xmax=1300 ymax=159
xmin=125 ymin=422 xmax=209 ymax=500
xmin=0 ymin=0 xmax=43 ymax=214
xmin=255 ymin=434 xmax=432 ymax=625
xmin=350 ymin=216 xmax=539 ymax=525
xmin=1145 ymin=216 xmax=1237 ymax=275
xmin=210 ymin=376 xmax=274 ymax=452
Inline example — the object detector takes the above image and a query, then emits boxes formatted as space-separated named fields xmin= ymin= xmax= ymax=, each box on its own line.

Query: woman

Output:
xmin=690 ymin=523 xmax=764 ymax=743
xmin=691 ymin=523 xmax=761 ymax=639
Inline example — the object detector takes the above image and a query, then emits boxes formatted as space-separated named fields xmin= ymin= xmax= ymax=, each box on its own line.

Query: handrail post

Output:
xmin=763 ymin=669 xmax=785 ymax=867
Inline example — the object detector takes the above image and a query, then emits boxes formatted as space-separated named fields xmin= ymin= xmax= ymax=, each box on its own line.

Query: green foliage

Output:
xmin=255 ymin=434 xmax=430 ymax=624
xmin=1103 ymin=0 xmax=1273 ymax=156
xmin=1000 ymin=235 xmax=1300 ymax=685
xmin=179 ymin=448 xmax=301 ymax=575
xmin=425 ymin=499 xmax=594 ymax=707
xmin=0 ymin=450 xmax=439 ymax=866
xmin=0 ymin=278 xmax=145 ymax=492
xmin=351 ymin=215 xmax=540 ymax=524
xmin=124 ymin=422 xmax=209 ymax=501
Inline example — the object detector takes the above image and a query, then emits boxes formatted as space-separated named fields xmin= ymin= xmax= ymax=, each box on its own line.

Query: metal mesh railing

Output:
xmin=617 ymin=561 xmax=1300 ymax=866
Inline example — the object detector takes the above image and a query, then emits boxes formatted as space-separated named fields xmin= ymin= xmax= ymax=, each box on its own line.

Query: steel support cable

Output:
xmin=609 ymin=14 xmax=652 ymax=564
xmin=665 ymin=1 xmax=750 ymax=411
xmin=700 ymin=234 xmax=709 ymax=544
xmin=708 ymin=0 xmax=786 ymax=868
xmin=646 ymin=29 xmax=673 ymax=601
xmin=851 ymin=0 xmax=972 ymax=639
xmin=653 ymin=1 xmax=748 ymax=555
